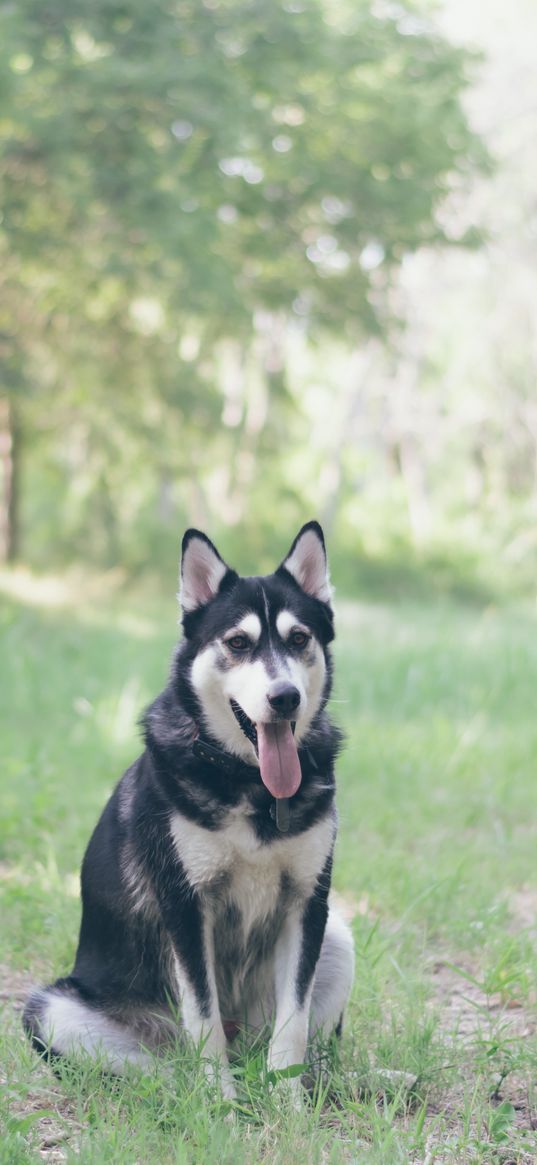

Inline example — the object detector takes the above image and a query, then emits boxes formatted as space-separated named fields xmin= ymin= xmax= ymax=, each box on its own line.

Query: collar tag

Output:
xmin=270 ymin=798 xmax=290 ymax=833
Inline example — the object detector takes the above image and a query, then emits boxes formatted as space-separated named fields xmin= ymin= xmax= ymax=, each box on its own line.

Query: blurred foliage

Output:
xmin=0 ymin=0 xmax=517 ymax=593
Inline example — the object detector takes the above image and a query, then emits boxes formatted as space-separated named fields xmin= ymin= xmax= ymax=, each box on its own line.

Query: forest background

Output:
xmin=1 ymin=0 xmax=536 ymax=599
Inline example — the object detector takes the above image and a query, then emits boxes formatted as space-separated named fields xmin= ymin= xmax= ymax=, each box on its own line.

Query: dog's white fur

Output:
xmin=168 ymin=806 xmax=353 ymax=1095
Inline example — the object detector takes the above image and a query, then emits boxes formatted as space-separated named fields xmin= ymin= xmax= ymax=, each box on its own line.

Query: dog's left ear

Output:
xmin=180 ymin=529 xmax=236 ymax=614
xmin=279 ymin=521 xmax=333 ymax=604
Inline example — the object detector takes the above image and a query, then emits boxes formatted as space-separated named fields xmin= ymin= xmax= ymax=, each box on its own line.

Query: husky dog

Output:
xmin=23 ymin=522 xmax=354 ymax=1098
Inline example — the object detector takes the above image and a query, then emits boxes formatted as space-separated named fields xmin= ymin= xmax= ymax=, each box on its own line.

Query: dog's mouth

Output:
xmin=230 ymin=699 xmax=258 ymax=750
xmin=230 ymin=699 xmax=301 ymax=799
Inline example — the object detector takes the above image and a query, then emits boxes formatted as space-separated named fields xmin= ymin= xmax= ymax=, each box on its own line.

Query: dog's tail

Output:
xmin=22 ymin=978 xmax=80 ymax=1065
xmin=22 ymin=977 xmax=155 ymax=1073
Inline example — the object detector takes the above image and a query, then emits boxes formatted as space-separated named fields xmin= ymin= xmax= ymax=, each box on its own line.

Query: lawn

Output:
xmin=2 ymin=569 xmax=537 ymax=1163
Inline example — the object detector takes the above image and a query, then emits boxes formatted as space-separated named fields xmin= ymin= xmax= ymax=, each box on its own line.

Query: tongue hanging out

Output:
xmin=257 ymin=720 xmax=302 ymax=799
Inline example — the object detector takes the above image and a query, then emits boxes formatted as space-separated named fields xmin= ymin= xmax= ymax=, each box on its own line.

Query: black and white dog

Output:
xmin=24 ymin=522 xmax=354 ymax=1098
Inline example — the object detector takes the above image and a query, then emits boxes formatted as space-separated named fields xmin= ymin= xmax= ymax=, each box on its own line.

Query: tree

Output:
xmin=0 ymin=0 xmax=485 ymax=563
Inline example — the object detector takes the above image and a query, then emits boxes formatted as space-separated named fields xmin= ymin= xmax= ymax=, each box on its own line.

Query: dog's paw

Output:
xmin=268 ymin=1073 xmax=307 ymax=1112
xmin=203 ymin=1059 xmax=237 ymax=1102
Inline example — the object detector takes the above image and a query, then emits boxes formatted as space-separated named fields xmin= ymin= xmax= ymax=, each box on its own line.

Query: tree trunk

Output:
xmin=397 ymin=431 xmax=431 ymax=547
xmin=320 ymin=345 xmax=374 ymax=540
xmin=0 ymin=397 xmax=19 ymax=563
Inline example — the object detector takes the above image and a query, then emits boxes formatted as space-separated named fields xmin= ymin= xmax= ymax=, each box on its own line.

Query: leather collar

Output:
xmin=191 ymin=733 xmax=300 ymax=832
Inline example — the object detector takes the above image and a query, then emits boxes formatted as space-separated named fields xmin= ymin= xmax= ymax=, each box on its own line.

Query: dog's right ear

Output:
xmin=180 ymin=530 xmax=236 ymax=614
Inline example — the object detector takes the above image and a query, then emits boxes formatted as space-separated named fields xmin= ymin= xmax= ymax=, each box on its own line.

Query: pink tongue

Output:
xmin=257 ymin=721 xmax=302 ymax=799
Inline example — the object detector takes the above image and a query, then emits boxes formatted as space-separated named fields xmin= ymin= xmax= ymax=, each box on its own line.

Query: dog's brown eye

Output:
xmin=290 ymin=630 xmax=310 ymax=649
xmin=226 ymin=634 xmax=251 ymax=652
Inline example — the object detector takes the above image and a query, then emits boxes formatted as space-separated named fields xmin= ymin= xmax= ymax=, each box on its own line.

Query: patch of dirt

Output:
xmin=1 ymin=964 xmax=83 ymax=1161
xmin=424 ymin=959 xmax=537 ymax=1160
xmin=430 ymin=959 xmax=535 ymax=1042
xmin=0 ymin=961 xmax=35 ymax=1007
xmin=508 ymin=887 xmax=537 ymax=936
xmin=3 ymin=1073 xmax=83 ymax=1164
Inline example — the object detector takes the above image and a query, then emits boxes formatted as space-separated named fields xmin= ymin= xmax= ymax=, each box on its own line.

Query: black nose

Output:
xmin=267 ymin=680 xmax=301 ymax=718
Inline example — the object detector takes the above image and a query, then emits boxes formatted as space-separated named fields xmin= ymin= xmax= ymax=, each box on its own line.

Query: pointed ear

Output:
xmin=279 ymin=521 xmax=333 ymax=604
xmin=180 ymin=529 xmax=233 ymax=614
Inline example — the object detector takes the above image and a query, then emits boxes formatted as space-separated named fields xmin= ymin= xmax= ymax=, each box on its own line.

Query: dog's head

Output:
xmin=178 ymin=522 xmax=334 ymax=798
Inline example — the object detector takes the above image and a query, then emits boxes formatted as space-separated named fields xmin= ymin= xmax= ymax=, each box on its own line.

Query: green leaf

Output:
xmin=488 ymin=1101 xmax=516 ymax=1143
xmin=266 ymin=1063 xmax=308 ymax=1085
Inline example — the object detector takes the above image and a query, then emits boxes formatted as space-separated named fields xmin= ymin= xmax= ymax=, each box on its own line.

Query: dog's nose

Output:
xmin=267 ymin=680 xmax=301 ymax=718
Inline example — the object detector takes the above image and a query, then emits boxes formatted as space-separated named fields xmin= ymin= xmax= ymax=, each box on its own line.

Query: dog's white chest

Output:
xmin=169 ymin=808 xmax=334 ymax=933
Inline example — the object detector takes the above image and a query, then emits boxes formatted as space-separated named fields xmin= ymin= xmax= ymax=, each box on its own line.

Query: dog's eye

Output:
xmin=225 ymin=634 xmax=251 ymax=652
xmin=289 ymin=630 xmax=310 ymax=649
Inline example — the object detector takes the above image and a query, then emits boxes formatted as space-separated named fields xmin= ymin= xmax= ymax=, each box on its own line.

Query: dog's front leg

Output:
xmin=268 ymin=857 xmax=331 ymax=1090
xmin=174 ymin=921 xmax=236 ymax=1099
xmin=160 ymin=889 xmax=235 ymax=1099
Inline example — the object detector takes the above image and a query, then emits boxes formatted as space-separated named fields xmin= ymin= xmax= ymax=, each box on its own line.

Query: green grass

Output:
xmin=2 ymin=569 xmax=537 ymax=1162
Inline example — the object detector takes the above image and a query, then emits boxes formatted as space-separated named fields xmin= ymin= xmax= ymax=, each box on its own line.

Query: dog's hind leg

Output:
xmin=23 ymin=984 xmax=154 ymax=1073
xmin=309 ymin=908 xmax=355 ymax=1039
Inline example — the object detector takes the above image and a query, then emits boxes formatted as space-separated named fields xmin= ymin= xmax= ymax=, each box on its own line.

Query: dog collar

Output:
xmin=192 ymin=735 xmax=257 ymax=778
xmin=191 ymin=735 xmax=291 ymax=833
